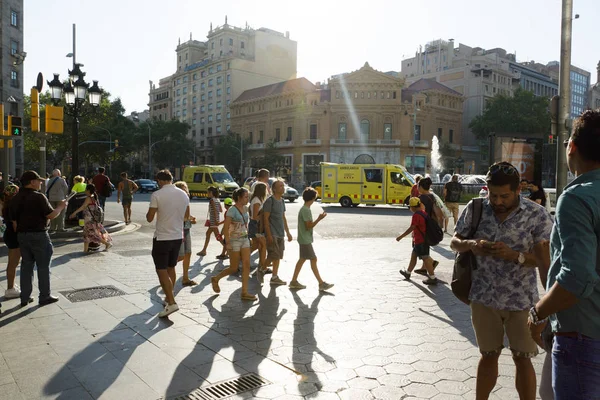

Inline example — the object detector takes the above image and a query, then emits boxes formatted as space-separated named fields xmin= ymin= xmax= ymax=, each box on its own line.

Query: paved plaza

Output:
xmin=0 ymin=224 xmax=548 ymax=399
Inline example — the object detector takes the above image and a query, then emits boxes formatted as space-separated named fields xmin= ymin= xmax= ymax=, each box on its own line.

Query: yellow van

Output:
xmin=320 ymin=162 xmax=414 ymax=207
xmin=183 ymin=165 xmax=239 ymax=198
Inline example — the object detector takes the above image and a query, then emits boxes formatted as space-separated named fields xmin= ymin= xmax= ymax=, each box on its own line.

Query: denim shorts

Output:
xmin=228 ymin=237 xmax=250 ymax=252
xmin=552 ymin=334 xmax=600 ymax=400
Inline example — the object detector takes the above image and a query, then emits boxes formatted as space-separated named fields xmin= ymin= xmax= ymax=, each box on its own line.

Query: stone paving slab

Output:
xmin=0 ymin=234 xmax=549 ymax=399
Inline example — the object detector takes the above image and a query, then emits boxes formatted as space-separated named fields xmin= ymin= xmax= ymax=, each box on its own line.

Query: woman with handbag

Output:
xmin=69 ymin=184 xmax=112 ymax=253
xmin=197 ymin=186 xmax=222 ymax=257
xmin=210 ymin=188 xmax=256 ymax=301
xmin=248 ymin=182 xmax=268 ymax=274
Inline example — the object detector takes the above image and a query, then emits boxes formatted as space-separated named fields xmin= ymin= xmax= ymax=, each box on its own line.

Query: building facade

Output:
xmin=590 ymin=61 xmax=600 ymax=110
xmin=231 ymin=63 xmax=464 ymax=186
xmin=509 ymin=62 xmax=558 ymax=98
xmin=148 ymin=19 xmax=297 ymax=166
xmin=1 ymin=0 xmax=24 ymax=177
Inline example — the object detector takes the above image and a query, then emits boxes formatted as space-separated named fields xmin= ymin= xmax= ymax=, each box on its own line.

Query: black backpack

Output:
xmin=445 ymin=182 xmax=462 ymax=203
xmin=415 ymin=211 xmax=444 ymax=246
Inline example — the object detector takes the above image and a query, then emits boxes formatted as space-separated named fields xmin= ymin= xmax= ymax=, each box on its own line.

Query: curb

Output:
xmin=50 ymin=220 xmax=127 ymax=239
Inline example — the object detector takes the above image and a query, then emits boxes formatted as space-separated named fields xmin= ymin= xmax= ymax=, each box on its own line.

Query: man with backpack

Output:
xmin=397 ymin=197 xmax=439 ymax=285
xmin=47 ymin=169 xmax=69 ymax=233
xmin=443 ymin=174 xmax=462 ymax=233
xmin=92 ymin=167 xmax=112 ymax=210
xmin=412 ymin=177 xmax=443 ymax=276
xmin=450 ymin=161 xmax=553 ymax=400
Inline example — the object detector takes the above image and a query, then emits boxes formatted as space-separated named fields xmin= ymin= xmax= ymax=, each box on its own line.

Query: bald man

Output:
xmin=47 ymin=169 xmax=69 ymax=232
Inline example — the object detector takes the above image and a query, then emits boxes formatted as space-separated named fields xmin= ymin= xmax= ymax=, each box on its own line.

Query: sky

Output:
xmin=23 ymin=0 xmax=599 ymax=114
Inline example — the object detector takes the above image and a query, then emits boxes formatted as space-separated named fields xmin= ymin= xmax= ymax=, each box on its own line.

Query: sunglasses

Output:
xmin=488 ymin=164 xmax=519 ymax=176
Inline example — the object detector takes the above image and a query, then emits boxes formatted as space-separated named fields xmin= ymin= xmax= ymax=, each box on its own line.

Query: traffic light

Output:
xmin=31 ymin=88 xmax=40 ymax=133
xmin=548 ymin=134 xmax=554 ymax=144
xmin=8 ymin=116 xmax=22 ymax=136
xmin=0 ymin=140 xmax=14 ymax=149
xmin=45 ymin=105 xmax=64 ymax=134
xmin=114 ymin=139 xmax=119 ymax=148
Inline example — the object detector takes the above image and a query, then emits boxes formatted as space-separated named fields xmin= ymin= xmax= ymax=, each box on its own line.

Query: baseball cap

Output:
xmin=409 ymin=197 xmax=421 ymax=208
xmin=3 ymin=184 xmax=18 ymax=196
xmin=21 ymin=170 xmax=44 ymax=183
xmin=224 ymin=197 xmax=233 ymax=205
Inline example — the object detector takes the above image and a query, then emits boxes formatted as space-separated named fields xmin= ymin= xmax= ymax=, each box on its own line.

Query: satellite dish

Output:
xmin=36 ymin=72 xmax=44 ymax=92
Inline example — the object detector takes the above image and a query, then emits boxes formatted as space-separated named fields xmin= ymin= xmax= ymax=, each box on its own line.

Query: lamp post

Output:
xmin=410 ymin=101 xmax=421 ymax=174
xmin=47 ymin=66 xmax=101 ymax=178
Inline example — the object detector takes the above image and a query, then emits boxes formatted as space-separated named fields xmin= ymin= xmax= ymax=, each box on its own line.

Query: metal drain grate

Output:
xmin=59 ymin=285 xmax=127 ymax=303
xmin=169 ymin=373 xmax=270 ymax=400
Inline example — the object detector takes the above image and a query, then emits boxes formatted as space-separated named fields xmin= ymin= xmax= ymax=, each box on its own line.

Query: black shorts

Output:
xmin=3 ymin=229 xmax=18 ymax=249
xmin=152 ymin=238 xmax=182 ymax=270
xmin=412 ymin=242 xmax=430 ymax=259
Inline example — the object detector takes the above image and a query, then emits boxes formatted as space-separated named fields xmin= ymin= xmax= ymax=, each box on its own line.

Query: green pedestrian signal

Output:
xmin=10 ymin=116 xmax=22 ymax=136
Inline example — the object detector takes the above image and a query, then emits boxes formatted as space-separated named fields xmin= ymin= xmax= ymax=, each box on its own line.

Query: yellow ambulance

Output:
xmin=183 ymin=165 xmax=239 ymax=198
xmin=320 ymin=162 xmax=414 ymax=207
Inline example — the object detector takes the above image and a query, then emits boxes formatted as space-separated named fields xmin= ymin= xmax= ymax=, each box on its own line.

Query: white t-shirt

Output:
xmin=250 ymin=180 xmax=272 ymax=196
xmin=249 ymin=197 xmax=264 ymax=219
xmin=149 ymin=183 xmax=190 ymax=241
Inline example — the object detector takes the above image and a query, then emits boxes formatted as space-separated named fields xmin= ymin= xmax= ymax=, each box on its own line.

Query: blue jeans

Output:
xmin=98 ymin=195 xmax=107 ymax=210
xmin=552 ymin=334 xmax=600 ymax=400
xmin=18 ymin=231 xmax=54 ymax=301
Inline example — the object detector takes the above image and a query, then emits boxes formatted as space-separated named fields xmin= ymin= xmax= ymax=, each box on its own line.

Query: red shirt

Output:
xmin=92 ymin=174 xmax=109 ymax=194
xmin=411 ymin=211 xmax=427 ymax=244
xmin=411 ymin=184 xmax=420 ymax=198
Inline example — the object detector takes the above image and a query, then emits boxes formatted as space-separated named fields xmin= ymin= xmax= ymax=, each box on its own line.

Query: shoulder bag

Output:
xmin=451 ymin=198 xmax=484 ymax=305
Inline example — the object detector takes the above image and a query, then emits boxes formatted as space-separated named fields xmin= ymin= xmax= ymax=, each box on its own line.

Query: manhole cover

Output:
xmin=169 ymin=373 xmax=269 ymax=400
xmin=60 ymin=285 xmax=127 ymax=303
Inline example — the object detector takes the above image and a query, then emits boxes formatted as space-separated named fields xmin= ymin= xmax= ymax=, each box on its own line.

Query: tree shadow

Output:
xmin=166 ymin=287 xmax=288 ymax=395
xmin=405 ymin=278 xmax=476 ymax=346
xmin=290 ymin=291 xmax=336 ymax=396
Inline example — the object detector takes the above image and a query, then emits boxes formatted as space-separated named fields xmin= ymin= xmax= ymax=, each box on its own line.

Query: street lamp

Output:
xmin=47 ymin=65 xmax=101 ymax=177
xmin=405 ymin=101 xmax=421 ymax=174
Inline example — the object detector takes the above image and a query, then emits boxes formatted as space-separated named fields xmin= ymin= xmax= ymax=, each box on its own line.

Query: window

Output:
xmin=10 ymin=10 xmax=18 ymax=27
xmin=201 ymin=82 xmax=206 ymax=90
xmin=182 ymin=109 xmax=187 ymax=117
xmin=176 ymin=89 xmax=181 ymax=96
xmin=414 ymin=125 xmax=421 ymax=141
xmin=201 ymin=71 xmax=206 ymax=78
xmin=177 ymin=78 xmax=181 ymax=85
xmin=217 ymin=113 xmax=221 ymax=121
xmin=241 ymin=41 xmax=245 ymax=49
xmin=208 ymin=127 xmax=213 ymax=134
xmin=193 ymin=73 xmax=197 ymax=80
xmin=275 ymin=128 xmax=281 ymax=142
xmin=208 ymin=103 xmax=213 ymax=111
xmin=208 ymin=79 xmax=213 ymax=87
xmin=360 ymin=119 xmax=370 ymax=140
xmin=216 ymin=101 xmax=222 ymax=109
xmin=248 ymin=131 xmax=253 ymax=143
xmin=192 ymin=84 xmax=197 ymax=92
xmin=310 ymin=124 xmax=318 ymax=140
xmin=449 ymin=129 xmax=454 ymax=143
xmin=229 ymin=38 xmax=233 ymax=46
xmin=211 ymin=42 xmax=214 ymax=49
xmin=338 ymin=123 xmax=347 ymax=139
xmin=217 ymin=126 xmax=222 ymax=133
xmin=217 ymin=64 xmax=222 ymax=72
xmin=227 ymin=74 xmax=231 ymax=82
xmin=183 ymin=87 xmax=187 ymax=95
xmin=404 ymin=156 xmax=426 ymax=175
xmin=363 ymin=169 xmax=383 ymax=183
xmin=192 ymin=107 xmax=197 ymax=114
xmin=10 ymin=40 xmax=18 ymax=55
xmin=208 ymin=115 xmax=213 ymax=122
xmin=201 ymin=117 xmax=205 ymax=124
xmin=193 ymin=96 xmax=197 ymax=104
xmin=217 ymin=76 xmax=222 ymax=85
xmin=384 ymin=123 xmax=392 ymax=140
xmin=227 ymin=87 xmax=231 ymax=95
xmin=336 ymin=91 xmax=340 ymax=99
xmin=201 ymin=129 xmax=205 ymax=136
xmin=201 ymin=94 xmax=206 ymax=101
xmin=209 ymin=66 xmax=214 ymax=74
xmin=182 ymin=98 xmax=187 ymax=105
xmin=192 ymin=119 xmax=196 ymax=125
xmin=10 ymin=70 xmax=18 ymax=87
xmin=183 ymin=76 xmax=188 ymax=83
xmin=217 ymin=88 xmax=222 ymax=96
xmin=437 ymin=128 xmax=442 ymax=139
xmin=200 ymin=105 xmax=205 ymax=112
xmin=176 ymin=99 xmax=181 ymax=106
xmin=208 ymin=91 xmax=213 ymax=99
xmin=219 ymin=38 xmax=223 ymax=46
xmin=286 ymin=127 xmax=292 ymax=141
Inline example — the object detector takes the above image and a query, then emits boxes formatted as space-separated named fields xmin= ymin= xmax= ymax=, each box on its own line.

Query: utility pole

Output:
xmin=556 ymin=0 xmax=573 ymax=196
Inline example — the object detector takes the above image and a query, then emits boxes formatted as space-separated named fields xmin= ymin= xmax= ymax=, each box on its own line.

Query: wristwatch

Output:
xmin=529 ymin=306 xmax=548 ymax=325
xmin=517 ymin=252 xmax=526 ymax=265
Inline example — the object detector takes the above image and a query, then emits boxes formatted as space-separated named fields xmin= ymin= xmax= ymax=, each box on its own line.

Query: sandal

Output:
xmin=241 ymin=293 xmax=257 ymax=301
xmin=216 ymin=255 xmax=229 ymax=260
xmin=211 ymin=277 xmax=220 ymax=293
xmin=182 ymin=280 xmax=198 ymax=287
xmin=197 ymin=251 xmax=207 ymax=256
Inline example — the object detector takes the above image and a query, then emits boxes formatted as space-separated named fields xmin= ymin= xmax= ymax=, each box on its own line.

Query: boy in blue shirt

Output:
xmin=289 ymin=187 xmax=333 ymax=291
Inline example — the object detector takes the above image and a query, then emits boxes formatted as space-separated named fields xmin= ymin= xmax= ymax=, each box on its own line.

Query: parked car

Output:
xmin=135 ymin=179 xmax=159 ymax=193
xmin=268 ymin=178 xmax=299 ymax=202
xmin=310 ymin=181 xmax=322 ymax=199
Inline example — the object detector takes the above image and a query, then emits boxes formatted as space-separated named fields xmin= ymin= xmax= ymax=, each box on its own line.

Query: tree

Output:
xmin=469 ymin=88 xmax=551 ymax=141
xmin=136 ymin=119 xmax=194 ymax=171
xmin=255 ymin=140 xmax=286 ymax=174
xmin=214 ymin=132 xmax=246 ymax=175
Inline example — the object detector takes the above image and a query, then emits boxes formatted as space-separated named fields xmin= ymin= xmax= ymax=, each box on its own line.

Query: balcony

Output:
xmin=409 ymin=140 xmax=429 ymax=148
xmin=248 ymin=143 xmax=265 ymax=150
xmin=302 ymin=139 xmax=321 ymax=146
xmin=329 ymin=139 xmax=402 ymax=146
xmin=274 ymin=141 xmax=293 ymax=148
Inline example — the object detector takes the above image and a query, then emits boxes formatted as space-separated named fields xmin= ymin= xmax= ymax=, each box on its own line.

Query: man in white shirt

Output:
xmin=250 ymin=168 xmax=271 ymax=196
xmin=146 ymin=170 xmax=190 ymax=318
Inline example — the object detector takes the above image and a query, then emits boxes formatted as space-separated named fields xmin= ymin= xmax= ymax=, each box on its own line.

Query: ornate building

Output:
xmin=230 ymin=63 xmax=464 ymax=186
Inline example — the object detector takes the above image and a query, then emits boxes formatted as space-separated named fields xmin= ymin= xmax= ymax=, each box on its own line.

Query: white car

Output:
xmin=268 ymin=178 xmax=299 ymax=202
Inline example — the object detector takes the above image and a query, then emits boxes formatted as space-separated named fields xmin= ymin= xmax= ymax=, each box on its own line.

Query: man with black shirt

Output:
xmin=443 ymin=174 xmax=463 ymax=233
xmin=11 ymin=171 xmax=67 ymax=306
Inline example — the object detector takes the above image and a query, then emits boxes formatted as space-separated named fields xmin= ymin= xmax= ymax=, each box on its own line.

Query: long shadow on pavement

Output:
xmin=290 ymin=290 xmax=336 ymax=397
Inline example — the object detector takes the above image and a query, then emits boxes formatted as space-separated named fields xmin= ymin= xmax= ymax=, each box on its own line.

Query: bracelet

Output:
xmin=529 ymin=306 xmax=548 ymax=325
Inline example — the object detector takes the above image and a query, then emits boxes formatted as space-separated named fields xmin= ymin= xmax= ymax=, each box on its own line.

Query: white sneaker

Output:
xmin=158 ymin=303 xmax=179 ymax=318
xmin=5 ymin=287 xmax=21 ymax=299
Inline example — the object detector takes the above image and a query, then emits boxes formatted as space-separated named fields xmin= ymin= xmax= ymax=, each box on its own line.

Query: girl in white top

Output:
xmin=249 ymin=182 xmax=268 ymax=279
xmin=211 ymin=188 xmax=256 ymax=301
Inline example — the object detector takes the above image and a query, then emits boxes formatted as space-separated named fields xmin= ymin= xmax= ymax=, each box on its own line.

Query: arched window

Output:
xmin=360 ymin=119 xmax=370 ymax=140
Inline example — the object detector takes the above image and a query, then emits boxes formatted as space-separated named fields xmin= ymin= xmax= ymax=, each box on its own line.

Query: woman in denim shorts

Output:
xmin=210 ymin=188 xmax=256 ymax=301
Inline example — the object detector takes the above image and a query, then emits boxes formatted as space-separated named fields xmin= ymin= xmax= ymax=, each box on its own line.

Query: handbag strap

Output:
xmin=467 ymin=198 xmax=484 ymax=239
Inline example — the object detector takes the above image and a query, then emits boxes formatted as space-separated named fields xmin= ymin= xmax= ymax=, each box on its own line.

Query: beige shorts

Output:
xmin=470 ymin=301 xmax=539 ymax=358
xmin=267 ymin=236 xmax=285 ymax=260
xmin=446 ymin=202 xmax=459 ymax=221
